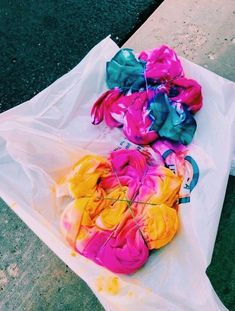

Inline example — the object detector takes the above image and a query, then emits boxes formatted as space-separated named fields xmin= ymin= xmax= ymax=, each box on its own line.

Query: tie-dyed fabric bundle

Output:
xmin=58 ymin=141 xmax=199 ymax=274
xmin=91 ymin=46 xmax=202 ymax=145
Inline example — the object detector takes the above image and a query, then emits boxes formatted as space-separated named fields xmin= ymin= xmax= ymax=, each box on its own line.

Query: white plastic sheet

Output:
xmin=0 ymin=37 xmax=235 ymax=311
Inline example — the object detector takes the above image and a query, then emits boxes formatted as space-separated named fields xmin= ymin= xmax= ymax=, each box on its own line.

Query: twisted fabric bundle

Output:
xmin=91 ymin=46 xmax=202 ymax=145
xmin=58 ymin=147 xmax=193 ymax=274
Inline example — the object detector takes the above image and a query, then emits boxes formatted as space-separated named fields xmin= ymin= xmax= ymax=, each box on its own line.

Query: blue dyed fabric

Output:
xmin=106 ymin=49 xmax=146 ymax=92
xmin=148 ymin=93 xmax=197 ymax=145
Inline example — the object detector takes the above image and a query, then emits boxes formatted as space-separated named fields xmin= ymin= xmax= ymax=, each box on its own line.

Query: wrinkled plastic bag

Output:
xmin=0 ymin=37 xmax=235 ymax=311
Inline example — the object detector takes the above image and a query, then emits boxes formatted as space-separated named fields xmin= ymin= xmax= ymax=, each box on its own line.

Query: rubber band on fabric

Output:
xmin=91 ymin=45 xmax=203 ymax=145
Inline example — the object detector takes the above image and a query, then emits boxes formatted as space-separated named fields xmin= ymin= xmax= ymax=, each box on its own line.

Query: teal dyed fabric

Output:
xmin=149 ymin=93 xmax=196 ymax=145
xmin=106 ymin=49 xmax=146 ymax=92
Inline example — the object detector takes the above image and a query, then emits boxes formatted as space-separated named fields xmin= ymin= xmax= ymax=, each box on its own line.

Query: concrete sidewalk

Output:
xmin=124 ymin=0 xmax=235 ymax=81
xmin=1 ymin=0 xmax=234 ymax=310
